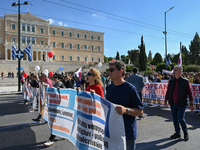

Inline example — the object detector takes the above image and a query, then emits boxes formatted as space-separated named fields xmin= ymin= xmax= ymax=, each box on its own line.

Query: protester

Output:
xmin=194 ymin=72 xmax=200 ymax=84
xmin=127 ymin=67 xmax=145 ymax=120
xmin=63 ymin=75 xmax=73 ymax=88
xmin=164 ymin=65 xmax=194 ymax=141
xmin=188 ymin=72 xmax=195 ymax=83
xmin=85 ymin=68 xmax=104 ymax=97
xmin=32 ymin=71 xmax=53 ymax=122
xmin=124 ymin=72 xmax=129 ymax=81
xmin=153 ymin=73 xmax=161 ymax=82
xmin=106 ymin=60 xmax=143 ymax=150
xmin=1 ymin=71 xmax=5 ymax=80
xmin=81 ymin=75 xmax=86 ymax=91
xmin=157 ymin=71 xmax=162 ymax=79
xmin=29 ymin=74 xmax=39 ymax=112
xmin=76 ymin=77 xmax=81 ymax=88
xmin=44 ymin=73 xmax=65 ymax=146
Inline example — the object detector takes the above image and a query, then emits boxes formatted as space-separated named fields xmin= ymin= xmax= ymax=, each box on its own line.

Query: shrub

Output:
xmin=146 ymin=67 xmax=151 ymax=71
xmin=184 ymin=65 xmax=200 ymax=72
xmin=126 ymin=65 xmax=133 ymax=72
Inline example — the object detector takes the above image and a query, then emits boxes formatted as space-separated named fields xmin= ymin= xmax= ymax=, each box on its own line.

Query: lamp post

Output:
xmin=163 ymin=6 xmax=174 ymax=69
xmin=12 ymin=0 xmax=29 ymax=91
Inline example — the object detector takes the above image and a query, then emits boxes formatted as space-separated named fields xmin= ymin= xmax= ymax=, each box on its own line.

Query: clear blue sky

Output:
xmin=1 ymin=0 xmax=199 ymax=59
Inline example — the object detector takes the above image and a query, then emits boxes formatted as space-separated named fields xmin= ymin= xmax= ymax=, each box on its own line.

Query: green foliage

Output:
xmin=146 ymin=67 xmax=151 ymax=71
xmin=152 ymin=52 xmax=163 ymax=65
xmin=184 ymin=65 xmax=200 ymax=72
xmin=153 ymin=68 xmax=156 ymax=71
xmin=121 ymin=55 xmax=126 ymax=63
xmin=138 ymin=36 xmax=147 ymax=71
xmin=156 ymin=63 xmax=167 ymax=72
xmin=189 ymin=32 xmax=200 ymax=64
xmin=116 ymin=51 xmax=120 ymax=60
xmin=108 ymin=57 xmax=113 ymax=62
xmin=147 ymin=50 xmax=153 ymax=63
xmin=104 ymin=55 xmax=108 ymax=63
xmin=126 ymin=65 xmax=133 ymax=72
xmin=166 ymin=65 xmax=171 ymax=71
xmin=128 ymin=49 xmax=139 ymax=64
xmin=143 ymin=71 xmax=154 ymax=76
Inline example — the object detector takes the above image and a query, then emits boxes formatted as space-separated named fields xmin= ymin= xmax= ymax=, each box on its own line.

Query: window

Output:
xmin=32 ymin=25 xmax=35 ymax=32
xmin=69 ymin=56 xmax=72 ymax=61
xmin=91 ymin=35 xmax=94 ymax=40
xmin=91 ymin=57 xmax=94 ymax=62
xmin=27 ymin=37 xmax=30 ymax=43
xmin=84 ymin=34 xmax=87 ymax=39
xmin=41 ymin=41 xmax=44 ymax=45
xmin=98 ymin=57 xmax=101 ymax=62
xmin=84 ymin=45 xmax=87 ymax=50
xmin=12 ymin=38 xmax=16 ymax=43
xmin=85 ymin=57 xmax=87 ymax=62
xmin=22 ymin=36 xmax=25 ymax=43
xmin=69 ymin=32 xmax=72 ymax=37
xmin=61 ymin=31 xmax=64 ymax=36
xmin=98 ymin=46 xmax=101 ymax=51
xmin=77 ymin=56 xmax=80 ymax=61
xmin=91 ymin=46 xmax=94 ymax=51
xmin=22 ymin=23 xmax=25 ymax=31
xmin=40 ymin=28 xmax=44 ymax=33
xmin=53 ymin=55 xmax=56 ymax=60
xmin=52 ymin=29 xmax=55 ymax=35
xmin=77 ymin=33 xmax=79 ymax=38
xmin=61 ymin=43 xmax=64 ymax=48
xmin=27 ymin=24 xmax=30 ymax=32
xmin=53 ymin=42 xmax=56 ymax=48
xmin=98 ymin=36 xmax=100 ymax=41
xmin=32 ymin=37 xmax=35 ymax=44
xmin=77 ymin=44 xmax=80 ymax=50
xmin=69 ymin=44 xmax=72 ymax=49
xmin=12 ymin=24 xmax=16 ymax=30
xmin=61 ymin=55 xmax=64 ymax=61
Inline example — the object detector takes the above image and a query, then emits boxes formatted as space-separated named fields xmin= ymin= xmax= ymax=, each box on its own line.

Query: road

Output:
xmin=0 ymin=94 xmax=200 ymax=150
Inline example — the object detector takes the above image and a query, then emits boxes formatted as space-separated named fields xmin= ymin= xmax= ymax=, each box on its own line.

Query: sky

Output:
xmin=1 ymin=0 xmax=200 ymax=59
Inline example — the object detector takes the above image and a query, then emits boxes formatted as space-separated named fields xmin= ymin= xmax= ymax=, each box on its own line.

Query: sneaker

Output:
xmin=170 ymin=133 xmax=181 ymax=139
xmin=44 ymin=140 xmax=54 ymax=146
xmin=184 ymin=131 xmax=189 ymax=141
xmin=29 ymin=109 xmax=34 ymax=112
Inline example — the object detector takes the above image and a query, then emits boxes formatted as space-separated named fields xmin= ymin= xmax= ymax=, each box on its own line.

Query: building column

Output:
xmin=36 ymin=51 xmax=38 ymax=61
xmin=26 ymin=53 xmax=28 ymax=61
xmin=40 ymin=51 xmax=43 ymax=61
xmin=5 ymin=49 xmax=7 ymax=60
xmin=32 ymin=50 xmax=33 ymax=61
xmin=45 ymin=51 xmax=47 ymax=62
xmin=10 ymin=49 xmax=12 ymax=60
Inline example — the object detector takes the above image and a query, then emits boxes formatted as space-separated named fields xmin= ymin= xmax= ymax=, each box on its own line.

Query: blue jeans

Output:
xmin=126 ymin=140 xmax=136 ymax=150
xmin=170 ymin=104 xmax=187 ymax=134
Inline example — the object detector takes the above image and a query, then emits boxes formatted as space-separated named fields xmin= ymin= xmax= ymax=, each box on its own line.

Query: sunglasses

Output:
xmin=108 ymin=68 xmax=118 ymax=72
xmin=53 ymin=76 xmax=58 ymax=79
xmin=87 ymin=72 xmax=94 ymax=76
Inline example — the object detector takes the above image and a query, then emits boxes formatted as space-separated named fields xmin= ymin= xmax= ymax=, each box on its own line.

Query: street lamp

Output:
xmin=12 ymin=0 xmax=29 ymax=91
xmin=163 ymin=6 xmax=174 ymax=69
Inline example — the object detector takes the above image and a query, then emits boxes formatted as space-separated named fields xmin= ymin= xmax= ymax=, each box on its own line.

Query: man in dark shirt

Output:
xmin=164 ymin=65 xmax=194 ymax=141
xmin=106 ymin=60 xmax=143 ymax=150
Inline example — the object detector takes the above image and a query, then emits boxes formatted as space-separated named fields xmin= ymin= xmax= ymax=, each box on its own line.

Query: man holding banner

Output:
xmin=164 ymin=65 xmax=194 ymax=141
xmin=106 ymin=60 xmax=143 ymax=150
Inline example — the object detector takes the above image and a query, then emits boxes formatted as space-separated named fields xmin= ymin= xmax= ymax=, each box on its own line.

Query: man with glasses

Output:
xmin=106 ymin=60 xmax=143 ymax=150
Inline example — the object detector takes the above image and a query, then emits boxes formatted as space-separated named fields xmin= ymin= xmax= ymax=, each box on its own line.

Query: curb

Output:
xmin=0 ymin=92 xmax=22 ymax=95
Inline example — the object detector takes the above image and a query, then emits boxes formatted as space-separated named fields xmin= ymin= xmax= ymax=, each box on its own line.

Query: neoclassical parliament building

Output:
xmin=0 ymin=12 xmax=104 ymax=64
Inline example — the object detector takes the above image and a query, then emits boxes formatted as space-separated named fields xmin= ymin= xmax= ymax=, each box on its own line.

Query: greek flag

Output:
xmin=12 ymin=41 xmax=16 ymax=60
xmin=168 ymin=57 xmax=172 ymax=65
xmin=28 ymin=1 xmax=34 ymax=5
xmin=24 ymin=43 xmax=32 ymax=62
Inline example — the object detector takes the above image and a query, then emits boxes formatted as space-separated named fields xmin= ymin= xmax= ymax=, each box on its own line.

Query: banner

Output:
xmin=22 ymin=82 xmax=33 ymax=101
xmin=142 ymin=82 xmax=200 ymax=110
xmin=39 ymin=86 xmax=126 ymax=150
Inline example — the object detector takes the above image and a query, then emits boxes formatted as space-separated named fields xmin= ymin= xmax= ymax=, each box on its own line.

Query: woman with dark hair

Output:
xmin=63 ymin=75 xmax=73 ymax=88
xmin=85 ymin=68 xmax=104 ymax=97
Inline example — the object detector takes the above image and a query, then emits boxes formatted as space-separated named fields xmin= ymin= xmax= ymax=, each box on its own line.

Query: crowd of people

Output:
xmin=18 ymin=62 xmax=199 ymax=150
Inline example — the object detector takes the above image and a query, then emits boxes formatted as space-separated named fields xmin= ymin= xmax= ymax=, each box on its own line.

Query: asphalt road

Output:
xmin=0 ymin=94 xmax=200 ymax=150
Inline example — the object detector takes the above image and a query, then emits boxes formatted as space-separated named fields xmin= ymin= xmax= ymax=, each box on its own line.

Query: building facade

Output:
xmin=0 ymin=12 xmax=104 ymax=63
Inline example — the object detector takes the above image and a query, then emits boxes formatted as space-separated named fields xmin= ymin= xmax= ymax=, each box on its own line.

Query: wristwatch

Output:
xmin=127 ymin=108 xmax=131 ymax=115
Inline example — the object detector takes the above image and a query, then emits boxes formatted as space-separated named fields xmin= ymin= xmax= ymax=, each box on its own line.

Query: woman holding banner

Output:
xmin=85 ymin=68 xmax=104 ymax=98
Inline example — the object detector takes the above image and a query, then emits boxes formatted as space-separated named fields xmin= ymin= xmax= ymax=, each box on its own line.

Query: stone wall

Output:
xmin=0 ymin=60 xmax=109 ymax=75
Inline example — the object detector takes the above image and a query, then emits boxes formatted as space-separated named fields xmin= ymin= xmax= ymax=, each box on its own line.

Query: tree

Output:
xmin=108 ymin=57 xmax=113 ymax=62
xmin=181 ymin=45 xmax=190 ymax=65
xmin=116 ymin=51 xmax=120 ymax=60
xmin=147 ymin=50 xmax=153 ymax=63
xmin=138 ymin=36 xmax=147 ymax=71
xmin=104 ymin=55 xmax=108 ymax=63
xmin=128 ymin=49 xmax=139 ymax=64
xmin=189 ymin=32 xmax=200 ymax=64
xmin=121 ymin=55 xmax=126 ymax=63
xmin=151 ymin=52 xmax=163 ymax=65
